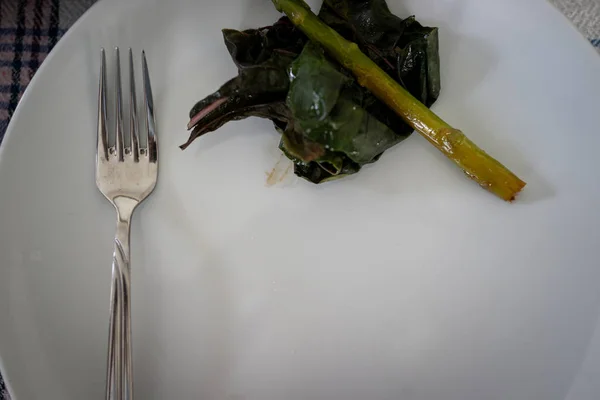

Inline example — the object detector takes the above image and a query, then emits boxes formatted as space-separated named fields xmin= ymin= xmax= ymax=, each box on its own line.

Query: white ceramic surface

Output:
xmin=1 ymin=0 xmax=600 ymax=399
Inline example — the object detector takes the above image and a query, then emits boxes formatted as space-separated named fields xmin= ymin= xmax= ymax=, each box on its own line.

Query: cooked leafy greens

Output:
xmin=271 ymin=0 xmax=525 ymax=200
xmin=182 ymin=0 xmax=441 ymax=183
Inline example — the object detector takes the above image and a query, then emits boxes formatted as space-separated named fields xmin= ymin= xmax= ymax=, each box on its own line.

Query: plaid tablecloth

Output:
xmin=0 ymin=0 xmax=598 ymax=398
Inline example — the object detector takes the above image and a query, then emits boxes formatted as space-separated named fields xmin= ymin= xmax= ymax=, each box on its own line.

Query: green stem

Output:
xmin=272 ymin=0 xmax=526 ymax=201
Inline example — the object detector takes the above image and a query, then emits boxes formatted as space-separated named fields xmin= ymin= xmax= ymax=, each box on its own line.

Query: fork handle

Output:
xmin=106 ymin=206 xmax=134 ymax=400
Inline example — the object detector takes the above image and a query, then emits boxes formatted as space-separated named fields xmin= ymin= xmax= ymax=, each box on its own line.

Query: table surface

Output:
xmin=0 ymin=0 xmax=598 ymax=399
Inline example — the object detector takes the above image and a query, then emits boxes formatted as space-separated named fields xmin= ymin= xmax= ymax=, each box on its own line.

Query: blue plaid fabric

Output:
xmin=0 ymin=0 xmax=95 ymax=145
xmin=0 ymin=1 xmax=61 ymax=144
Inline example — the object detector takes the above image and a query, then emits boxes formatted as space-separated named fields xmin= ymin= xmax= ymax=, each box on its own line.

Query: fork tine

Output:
xmin=114 ymin=47 xmax=125 ymax=161
xmin=142 ymin=50 xmax=157 ymax=163
xmin=97 ymin=48 xmax=109 ymax=161
xmin=129 ymin=48 xmax=139 ymax=162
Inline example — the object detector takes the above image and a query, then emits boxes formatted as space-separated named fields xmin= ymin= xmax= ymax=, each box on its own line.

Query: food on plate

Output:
xmin=183 ymin=0 xmax=526 ymax=201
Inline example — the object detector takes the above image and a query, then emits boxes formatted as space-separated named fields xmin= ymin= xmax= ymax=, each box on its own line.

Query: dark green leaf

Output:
xmin=182 ymin=18 xmax=307 ymax=149
xmin=183 ymin=2 xmax=442 ymax=185
xmin=318 ymin=0 xmax=441 ymax=106
xmin=286 ymin=43 xmax=349 ymax=123
xmin=285 ymin=42 xmax=402 ymax=169
xmin=290 ymin=156 xmax=362 ymax=184
xmin=278 ymin=120 xmax=326 ymax=163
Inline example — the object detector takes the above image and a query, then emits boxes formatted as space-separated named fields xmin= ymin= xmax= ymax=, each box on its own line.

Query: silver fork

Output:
xmin=96 ymin=47 xmax=158 ymax=400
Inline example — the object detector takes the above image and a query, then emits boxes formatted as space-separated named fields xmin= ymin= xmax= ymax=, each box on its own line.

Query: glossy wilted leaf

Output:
xmin=285 ymin=43 xmax=402 ymax=167
xmin=181 ymin=18 xmax=306 ymax=149
xmin=319 ymin=0 xmax=440 ymax=106
xmin=183 ymin=1 xmax=441 ymax=184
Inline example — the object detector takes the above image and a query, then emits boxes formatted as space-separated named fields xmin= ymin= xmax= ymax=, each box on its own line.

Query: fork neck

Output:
xmin=112 ymin=197 xmax=137 ymax=273
xmin=113 ymin=197 xmax=138 ymax=223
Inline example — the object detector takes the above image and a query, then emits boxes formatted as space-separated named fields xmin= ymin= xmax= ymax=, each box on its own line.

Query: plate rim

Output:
xmin=0 ymin=1 xmax=110 ymax=397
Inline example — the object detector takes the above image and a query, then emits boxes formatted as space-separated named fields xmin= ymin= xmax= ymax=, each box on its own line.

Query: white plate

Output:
xmin=1 ymin=0 xmax=600 ymax=399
